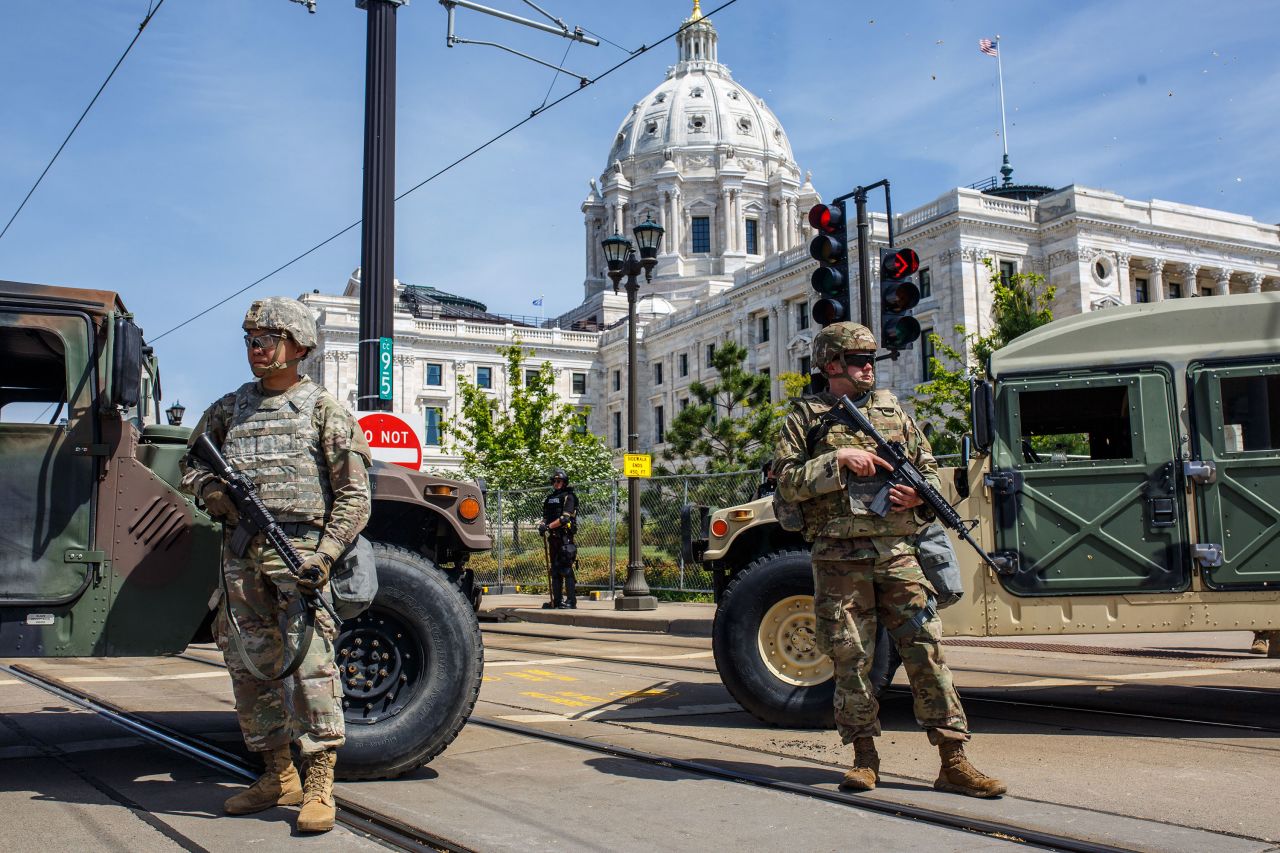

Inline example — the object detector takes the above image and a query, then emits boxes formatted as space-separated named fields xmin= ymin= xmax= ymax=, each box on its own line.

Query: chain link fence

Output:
xmin=468 ymin=470 xmax=760 ymax=594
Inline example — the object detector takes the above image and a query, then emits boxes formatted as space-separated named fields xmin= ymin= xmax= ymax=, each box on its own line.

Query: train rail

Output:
xmin=1 ymin=662 xmax=475 ymax=853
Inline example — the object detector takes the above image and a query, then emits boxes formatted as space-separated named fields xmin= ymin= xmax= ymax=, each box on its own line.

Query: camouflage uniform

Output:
xmin=775 ymin=324 xmax=968 ymax=747
xmin=181 ymin=299 xmax=372 ymax=757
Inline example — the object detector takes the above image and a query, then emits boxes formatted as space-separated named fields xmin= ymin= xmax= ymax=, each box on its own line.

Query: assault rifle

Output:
xmin=836 ymin=395 xmax=1005 ymax=574
xmin=190 ymin=433 xmax=338 ymax=625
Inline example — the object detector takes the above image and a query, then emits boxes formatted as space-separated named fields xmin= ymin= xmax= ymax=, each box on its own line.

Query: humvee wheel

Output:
xmin=335 ymin=543 xmax=482 ymax=780
xmin=714 ymin=550 xmax=902 ymax=728
xmin=756 ymin=595 xmax=833 ymax=687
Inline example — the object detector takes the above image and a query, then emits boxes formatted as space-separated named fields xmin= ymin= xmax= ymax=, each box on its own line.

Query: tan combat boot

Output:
xmin=224 ymin=746 xmax=303 ymax=814
xmin=934 ymin=741 xmax=1007 ymax=798
xmin=838 ymin=737 xmax=880 ymax=792
xmin=1250 ymin=632 xmax=1268 ymax=655
xmin=296 ymin=749 xmax=338 ymax=833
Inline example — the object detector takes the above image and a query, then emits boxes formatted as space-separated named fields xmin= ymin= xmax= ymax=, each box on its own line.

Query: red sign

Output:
xmin=356 ymin=411 xmax=423 ymax=470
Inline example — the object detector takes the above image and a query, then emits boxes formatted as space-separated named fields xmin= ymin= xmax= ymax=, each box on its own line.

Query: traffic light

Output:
xmin=808 ymin=203 xmax=850 ymax=326
xmin=879 ymin=246 xmax=921 ymax=349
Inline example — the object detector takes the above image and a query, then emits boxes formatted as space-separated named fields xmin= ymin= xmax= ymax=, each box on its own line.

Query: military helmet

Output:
xmin=242 ymin=297 xmax=318 ymax=349
xmin=811 ymin=322 xmax=877 ymax=367
xmin=549 ymin=469 xmax=569 ymax=487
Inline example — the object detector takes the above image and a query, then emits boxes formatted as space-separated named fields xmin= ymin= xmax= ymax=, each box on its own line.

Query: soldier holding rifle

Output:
xmin=180 ymin=297 xmax=372 ymax=833
xmin=774 ymin=322 xmax=1005 ymax=798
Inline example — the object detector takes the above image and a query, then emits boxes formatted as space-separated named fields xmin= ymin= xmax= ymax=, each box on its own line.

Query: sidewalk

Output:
xmin=478 ymin=593 xmax=716 ymax=637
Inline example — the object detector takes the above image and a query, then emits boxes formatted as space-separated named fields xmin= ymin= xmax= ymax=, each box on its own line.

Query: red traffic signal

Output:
xmin=880 ymin=247 xmax=919 ymax=280
xmin=808 ymin=203 xmax=844 ymax=234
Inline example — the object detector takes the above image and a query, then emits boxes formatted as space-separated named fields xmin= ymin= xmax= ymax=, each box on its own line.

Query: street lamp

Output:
xmin=603 ymin=217 xmax=664 ymax=611
xmin=165 ymin=400 xmax=186 ymax=426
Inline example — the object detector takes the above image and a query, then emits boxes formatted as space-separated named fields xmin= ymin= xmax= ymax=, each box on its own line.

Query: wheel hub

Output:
xmin=756 ymin=594 xmax=833 ymax=687
xmin=335 ymin=607 xmax=423 ymax=724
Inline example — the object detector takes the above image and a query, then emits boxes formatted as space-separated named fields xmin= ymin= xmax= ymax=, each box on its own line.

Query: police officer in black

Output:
xmin=538 ymin=470 xmax=579 ymax=609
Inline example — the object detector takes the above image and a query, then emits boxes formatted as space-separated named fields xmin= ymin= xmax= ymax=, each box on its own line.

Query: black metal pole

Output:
xmin=357 ymin=0 xmax=399 ymax=412
xmin=619 ymin=254 xmax=656 ymax=610
xmin=854 ymin=190 xmax=872 ymax=327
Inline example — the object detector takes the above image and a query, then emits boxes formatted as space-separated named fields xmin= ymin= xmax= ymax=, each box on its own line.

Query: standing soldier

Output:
xmin=774 ymin=322 xmax=1005 ymax=798
xmin=180 ymin=297 xmax=372 ymax=833
xmin=538 ymin=469 xmax=579 ymax=609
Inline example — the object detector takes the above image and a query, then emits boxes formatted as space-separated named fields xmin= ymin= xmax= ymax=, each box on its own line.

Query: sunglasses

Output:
xmin=244 ymin=332 xmax=286 ymax=350
xmin=843 ymin=353 xmax=876 ymax=368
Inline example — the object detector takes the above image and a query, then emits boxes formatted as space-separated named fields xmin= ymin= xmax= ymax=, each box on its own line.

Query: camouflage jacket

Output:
xmin=775 ymin=389 xmax=939 ymax=557
xmin=180 ymin=377 xmax=373 ymax=563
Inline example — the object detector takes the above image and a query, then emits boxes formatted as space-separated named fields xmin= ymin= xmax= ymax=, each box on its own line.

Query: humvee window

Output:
xmin=1220 ymin=374 xmax=1280 ymax=451
xmin=0 ymin=324 xmax=67 ymax=424
xmin=1017 ymin=386 xmax=1132 ymax=463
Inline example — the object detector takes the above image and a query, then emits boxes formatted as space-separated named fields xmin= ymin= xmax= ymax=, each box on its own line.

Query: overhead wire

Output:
xmin=150 ymin=0 xmax=739 ymax=343
xmin=0 ymin=0 xmax=167 ymax=244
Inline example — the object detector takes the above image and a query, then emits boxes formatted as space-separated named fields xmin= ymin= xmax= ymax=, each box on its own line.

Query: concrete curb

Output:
xmin=482 ymin=606 xmax=713 ymax=637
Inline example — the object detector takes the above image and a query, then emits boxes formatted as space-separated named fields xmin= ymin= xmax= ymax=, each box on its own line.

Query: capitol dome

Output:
xmin=579 ymin=1 xmax=817 ymax=299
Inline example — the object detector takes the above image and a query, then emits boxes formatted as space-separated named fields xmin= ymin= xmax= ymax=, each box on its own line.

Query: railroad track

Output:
xmin=1 ymin=663 xmax=475 ymax=853
xmin=475 ymin=635 xmax=1280 ymax=736
xmin=10 ymin=657 xmax=1133 ymax=853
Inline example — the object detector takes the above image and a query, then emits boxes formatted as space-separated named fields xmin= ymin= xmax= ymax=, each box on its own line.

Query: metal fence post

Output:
xmin=608 ymin=478 xmax=619 ymax=596
xmin=494 ymin=490 xmax=504 ymax=590
xmin=680 ymin=476 xmax=689 ymax=590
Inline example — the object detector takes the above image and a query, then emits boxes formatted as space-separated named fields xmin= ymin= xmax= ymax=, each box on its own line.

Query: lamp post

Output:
xmin=602 ymin=217 xmax=664 ymax=611
xmin=165 ymin=400 xmax=186 ymax=427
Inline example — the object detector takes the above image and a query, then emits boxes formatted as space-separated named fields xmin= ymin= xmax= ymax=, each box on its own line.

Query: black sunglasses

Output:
xmin=843 ymin=353 xmax=876 ymax=368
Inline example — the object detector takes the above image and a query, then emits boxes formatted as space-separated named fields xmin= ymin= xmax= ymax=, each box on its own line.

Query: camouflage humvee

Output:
xmin=685 ymin=292 xmax=1280 ymax=726
xmin=0 ymin=280 xmax=490 ymax=779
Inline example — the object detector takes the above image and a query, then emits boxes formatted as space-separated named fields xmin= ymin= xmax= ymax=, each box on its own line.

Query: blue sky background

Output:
xmin=2 ymin=0 xmax=1275 ymax=415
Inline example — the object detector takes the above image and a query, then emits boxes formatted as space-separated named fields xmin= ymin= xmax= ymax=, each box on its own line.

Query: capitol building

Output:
xmin=303 ymin=3 xmax=1280 ymax=471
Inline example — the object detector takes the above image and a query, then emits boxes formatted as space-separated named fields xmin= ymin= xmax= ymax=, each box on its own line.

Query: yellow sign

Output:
xmin=623 ymin=453 xmax=652 ymax=478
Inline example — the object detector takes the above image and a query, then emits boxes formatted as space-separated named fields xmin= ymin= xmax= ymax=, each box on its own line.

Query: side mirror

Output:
xmin=961 ymin=433 xmax=972 ymax=468
xmin=111 ymin=316 xmax=144 ymax=409
xmin=969 ymin=379 xmax=995 ymax=452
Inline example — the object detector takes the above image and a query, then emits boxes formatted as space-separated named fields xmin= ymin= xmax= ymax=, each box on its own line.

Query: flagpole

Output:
xmin=538 ymin=293 xmax=544 ymax=326
xmin=994 ymin=34 xmax=1012 ymax=184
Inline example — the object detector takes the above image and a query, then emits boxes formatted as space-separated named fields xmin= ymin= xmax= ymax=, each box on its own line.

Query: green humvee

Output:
xmin=0 ymin=280 xmax=489 ymax=779
xmin=686 ymin=292 xmax=1280 ymax=726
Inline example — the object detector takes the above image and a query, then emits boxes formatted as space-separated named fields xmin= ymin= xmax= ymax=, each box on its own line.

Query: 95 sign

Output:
xmin=378 ymin=337 xmax=394 ymax=401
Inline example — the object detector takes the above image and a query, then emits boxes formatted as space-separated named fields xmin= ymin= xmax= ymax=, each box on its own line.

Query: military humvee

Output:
xmin=685 ymin=292 xmax=1280 ymax=726
xmin=0 ymin=280 xmax=490 ymax=779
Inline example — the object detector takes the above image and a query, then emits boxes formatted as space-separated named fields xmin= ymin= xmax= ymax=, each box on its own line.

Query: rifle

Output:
xmin=190 ymin=433 xmax=339 ymax=626
xmin=836 ymin=394 xmax=1005 ymax=574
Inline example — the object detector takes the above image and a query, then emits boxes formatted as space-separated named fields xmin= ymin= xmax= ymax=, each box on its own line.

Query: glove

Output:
xmin=537 ymin=522 xmax=548 ymax=535
xmin=297 ymin=552 xmax=334 ymax=592
xmin=200 ymin=481 xmax=239 ymax=524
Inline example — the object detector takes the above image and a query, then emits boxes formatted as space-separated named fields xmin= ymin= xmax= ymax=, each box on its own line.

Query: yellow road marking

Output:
xmin=521 ymin=691 xmax=591 ymax=708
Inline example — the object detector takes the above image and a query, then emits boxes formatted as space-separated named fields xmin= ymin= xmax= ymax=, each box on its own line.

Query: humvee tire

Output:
xmin=713 ymin=550 xmax=900 ymax=727
xmin=335 ymin=543 xmax=482 ymax=780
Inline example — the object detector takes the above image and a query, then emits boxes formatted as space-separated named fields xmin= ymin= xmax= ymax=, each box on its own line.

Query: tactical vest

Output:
xmin=221 ymin=378 xmax=331 ymax=524
xmin=802 ymin=389 xmax=922 ymax=541
xmin=543 ymin=488 xmax=576 ymax=537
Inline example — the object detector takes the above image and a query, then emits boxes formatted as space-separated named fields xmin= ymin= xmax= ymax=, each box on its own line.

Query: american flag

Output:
xmin=979 ymin=38 xmax=999 ymax=57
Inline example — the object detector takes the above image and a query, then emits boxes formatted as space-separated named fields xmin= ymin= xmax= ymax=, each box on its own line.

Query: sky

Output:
xmin=2 ymin=0 xmax=1276 ymax=417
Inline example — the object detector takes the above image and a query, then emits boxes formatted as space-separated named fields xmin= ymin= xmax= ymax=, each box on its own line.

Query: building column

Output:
xmin=1116 ymin=252 xmax=1132 ymax=303
xmin=780 ymin=199 xmax=792 ymax=250
xmin=722 ymin=188 xmax=732 ymax=253
xmin=1215 ymin=267 xmax=1233 ymax=296
xmin=1148 ymin=258 xmax=1166 ymax=302
xmin=1183 ymin=263 xmax=1200 ymax=298
xmin=732 ymin=190 xmax=742 ymax=252
xmin=669 ymin=190 xmax=681 ymax=254
xmin=1248 ymin=272 xmax=1266 ymax=294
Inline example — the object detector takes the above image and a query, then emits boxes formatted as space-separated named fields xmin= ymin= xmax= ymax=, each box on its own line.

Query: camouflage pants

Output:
xmin=812 ymin=550 xmax=968 ymax=745
xmin=214 ymin=530 xmax=345 ymax=755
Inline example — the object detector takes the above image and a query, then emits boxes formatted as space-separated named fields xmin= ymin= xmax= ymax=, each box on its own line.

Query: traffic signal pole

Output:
xmin=356 ymin=0 xmax=403 ymax=413
xmin=831 ymin=180 xmax=895 ymax=328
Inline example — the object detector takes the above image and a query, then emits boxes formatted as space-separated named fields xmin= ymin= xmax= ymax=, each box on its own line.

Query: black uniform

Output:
xmin=542 ymin=484 xmax=579 ymax=608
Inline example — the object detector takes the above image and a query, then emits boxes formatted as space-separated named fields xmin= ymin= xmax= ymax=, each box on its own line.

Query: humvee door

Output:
xmin=1189 ymin=359 xmax=1280 ymax=590
xmin=0 ymin=309 xmax=99 ymax=604
xmin=989 ymin=368 xmax=1190 ymax=596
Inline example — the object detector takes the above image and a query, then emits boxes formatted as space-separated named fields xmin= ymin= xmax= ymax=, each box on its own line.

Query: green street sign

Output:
xmin=378 ymin=337 xmax=394 ymax=401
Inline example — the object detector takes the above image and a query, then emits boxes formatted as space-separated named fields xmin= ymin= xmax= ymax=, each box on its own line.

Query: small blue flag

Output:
xmin=532 ymin=297 xmax=543 ymax=306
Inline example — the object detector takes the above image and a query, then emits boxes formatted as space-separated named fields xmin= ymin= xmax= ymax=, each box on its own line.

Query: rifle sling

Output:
xmin=220 ymin=564 xmax=317 ymax=683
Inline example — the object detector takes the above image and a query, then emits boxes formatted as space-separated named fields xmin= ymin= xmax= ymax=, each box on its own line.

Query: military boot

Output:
xmin=934 ymin=741 xmax=1007 ymax=798
xmin=838 ymin=737 xmax=880 ymax=792
xmin=223 ymin=746 xmax=302 ymax=814
xmin=1250 ymin=632 xmax=1268 ymax=655
xmin=296 ymin=749 xmax=338 ymax=833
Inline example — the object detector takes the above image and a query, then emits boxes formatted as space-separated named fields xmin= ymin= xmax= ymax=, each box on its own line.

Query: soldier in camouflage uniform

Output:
xmin=180 ymin=297 xmax=371 ymax=833
xmin=774 ymin=322 xmax=1006 ymax=798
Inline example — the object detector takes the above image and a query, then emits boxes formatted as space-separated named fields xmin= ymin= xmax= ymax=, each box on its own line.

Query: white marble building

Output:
xmin=306 ymin=2 xmax=1280 ymax=472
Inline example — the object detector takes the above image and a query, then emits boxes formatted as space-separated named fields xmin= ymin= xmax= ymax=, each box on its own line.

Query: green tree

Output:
xmin=446 ymin=339 xmax=615 ymax=526
xmin=912 ymin=259 xmax=1057 ymax=454
xmin=660 ymin=341 xmax=787 ymax=474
